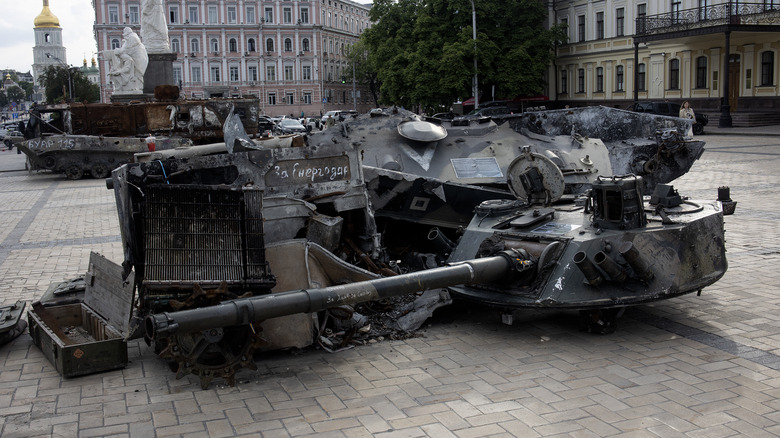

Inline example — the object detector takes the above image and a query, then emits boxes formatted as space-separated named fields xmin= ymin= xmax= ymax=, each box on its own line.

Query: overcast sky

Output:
xmin=1 ymin=1 xmax=372 ymax=75
xmin=1 ymin=0 xmax=99 ymax=73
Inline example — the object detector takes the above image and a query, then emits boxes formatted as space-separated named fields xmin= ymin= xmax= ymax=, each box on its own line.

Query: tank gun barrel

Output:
xmin=146 ymin=253 xmax=517 ymax=339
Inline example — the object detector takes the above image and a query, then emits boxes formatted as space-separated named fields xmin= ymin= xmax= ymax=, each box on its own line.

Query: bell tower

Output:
xmin=32 ymin=0 xmax=67 ymax=85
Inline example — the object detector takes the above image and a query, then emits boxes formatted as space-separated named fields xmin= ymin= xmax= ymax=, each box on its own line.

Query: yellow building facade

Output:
xmin=549 ymin=0 xmax=780 ymax=126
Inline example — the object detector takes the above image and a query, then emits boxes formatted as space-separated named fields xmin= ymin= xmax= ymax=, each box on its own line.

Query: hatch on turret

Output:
xmin=505 ymin=146 xmax=565 ymax=205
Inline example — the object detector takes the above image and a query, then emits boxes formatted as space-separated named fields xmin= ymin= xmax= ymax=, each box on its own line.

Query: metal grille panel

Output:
xmin=143 ymin=185 xmax=270 ymax=289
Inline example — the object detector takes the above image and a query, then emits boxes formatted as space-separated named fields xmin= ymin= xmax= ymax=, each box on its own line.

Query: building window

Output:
xmin=210 ymin=38 xmax=219 ymax=53
xmin=616 ymin=8 xmax=624 ymax=37
xmin=596 ymin=67 xmax=604 ymax=92
xmin=210 ymin=66 xmax=221 ymax=82
xmin=265 ymin=7 xmax=273 ymax=23
xmin=284 ymin=38 xmax=293 ymax=52
xmin=637 ymin=4 xmax=647 ymax=33
xmin=171 ymin=38 xmax=180 ymax=53
xmin=111 ymin=38 xmax=121 ymax=49
xmin=616 ymin=65 xmax=624 ymax=91
xmin=268 ymin=92 xmax=276 ymax=105
xmin=284 ymin=7 xmax=292 ymax=24
xmin=191 ymin=66 xmax=202 ymax=83
xmin=189 ymin=6 xmax=199 ymax=24
xmin=286 ymin=92 xmax=294 ymax=104
xmin=248 ymin=66 xmax=258 ymax=82
xmin=301 ymin=8 xmax=309 ymax=24
xmin=128 ymin=5 xmax=140 ymax=24
xmin=302 ymin=38 xmax=310 ymax=52
xmin=227 ymin=6 xmax=236 ymax=24
xmin=285 ymin=65 xmax=294 ymax=81
xmin=669 ymin=59 xmax=680 ymax=89
xmin=173 ymin=66 xmax=182 ymax=85
xmin=230 ymin=66 xmax=239 ymax=82
xmin=699 ymin=0 xmax=711 ymax=20
xmin=109 ymin=5 xmax=119 ymax=24
xmin=596 ymin=12 xmax=604 ymax=40
xmin=578 ymin=68 xmax=585 ymax=93
xmin=266 ymin=65 xmax=276 ymax=81
xmin=303 ymin=65 xmax=312 ymax=80
xmin=577 ymin=15 xmax=585 ymax=42
xmin=696 ymin=56 xmax=707 ymax=88
xmin=248 ymin=38 xmax=256 ymax=52
xmin=246 ymin=6 xmax=256 ymax=24
xmin=169 ymin=6 xmax=179 ymax=23
xmin=303 ymin=92 xmax=312 ymax=104
xmin=637 ymin=63 xmax=646 ymax=91
xmin=672 ymin=1 xmax=682 ymax=23
xmin=208 ymin=5 xmax=218 ymax=24
xmin=765 ymin=0 xmax=780 ymax=11
xmin=229 ymin=38 xmax=237 ymax=52
xmin=761 ymin=51 xmax=774 ymax=86
xmin=266 ymin=38 xmax=274 ymax=53
xmin=190 ymin=38 xmax=200 ymax=53
xmin=560 ymin=69 xmax=567 ymax=94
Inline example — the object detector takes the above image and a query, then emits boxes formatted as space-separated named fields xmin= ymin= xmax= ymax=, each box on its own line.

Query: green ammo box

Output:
xmin=28 ymin=253 xmax=134 ymax=378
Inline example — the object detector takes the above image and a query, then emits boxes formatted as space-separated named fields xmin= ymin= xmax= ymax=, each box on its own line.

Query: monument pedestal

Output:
xmin=110 ymin=93 xmax=153 ymax=103
xmin=143 ymin=53 xmax=177 ymax=94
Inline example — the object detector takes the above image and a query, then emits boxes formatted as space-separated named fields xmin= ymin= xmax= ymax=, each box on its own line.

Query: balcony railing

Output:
xmin=636 ymin=2 xmax=780 ymax=37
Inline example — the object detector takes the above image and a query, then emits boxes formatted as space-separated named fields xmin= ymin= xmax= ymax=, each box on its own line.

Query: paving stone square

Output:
xmin=1 ymin=130 xmax=779 ymax=437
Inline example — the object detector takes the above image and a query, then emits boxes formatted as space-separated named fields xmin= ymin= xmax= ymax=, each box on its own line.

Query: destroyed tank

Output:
xmin=17 ymin=99 xmax=261 ymax=179
xmin=91 ymin=105 xmax=729 ymax=388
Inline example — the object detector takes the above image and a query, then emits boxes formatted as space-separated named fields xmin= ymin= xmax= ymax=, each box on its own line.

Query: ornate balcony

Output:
xmin=636 ymin=2 xmax=780 ymax=42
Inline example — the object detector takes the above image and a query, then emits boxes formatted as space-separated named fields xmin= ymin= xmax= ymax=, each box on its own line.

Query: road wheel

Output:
xmin=64 ymin=164 xmax=84 ymax=180
xmin=43 ymin=156 xmax=57 ymax=169
xmin=90 ymin=162 xmax=110 ymax=179
xmin=692 ymin=123 xmax=704 ymax=135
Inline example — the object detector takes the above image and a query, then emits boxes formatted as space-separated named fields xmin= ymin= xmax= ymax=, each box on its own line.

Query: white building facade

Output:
xmin=550 ymin=0 xmax=780 ymax=126
xmin=93 ymin=0 xmax=372 ymax=117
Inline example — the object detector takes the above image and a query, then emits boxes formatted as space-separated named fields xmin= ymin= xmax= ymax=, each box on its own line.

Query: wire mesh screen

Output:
xmin=142 ymin=185 xmax=271 ymax=289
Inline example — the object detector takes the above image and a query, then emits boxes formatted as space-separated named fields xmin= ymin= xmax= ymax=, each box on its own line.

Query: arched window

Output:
xmin=302 ymin=38 xmax=310 ymax=52
xmin=190 ymin=38 xmax=200 ymax=53
xmin=616 ymin=65 xmax=624 ymax=91
xmin=210 ymin=38 xmax=219 ymax=53
xmin=266 ymin=38 xmax=274 ymax=53
xmin=284 ymin=38 xmax=292 ymax=52
xmin=248 ymin=38 xmax=256 ymax=52
xmin=45 ymin=33 xmax=51 ymax=43
xmin=696 ymin=56 xmax=707 ymax=88
xmin=229 ymin=38 xmax=237 ymax=52
xmin=171 ymin=38 xmax=180 ymax=53
xmin=669 ymin=59 xmax=680 ymax=89
xmin=111 ymin=38 xmax=121 ymax=49
xmin=761 ymin=51 xmax=774 ymax=86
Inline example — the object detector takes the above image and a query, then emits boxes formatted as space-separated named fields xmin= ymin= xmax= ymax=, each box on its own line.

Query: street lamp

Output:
xmin=45 ymin=53 xmax=74 ymax=102
xmin=470 ymin=0 xmax=478 ymax=109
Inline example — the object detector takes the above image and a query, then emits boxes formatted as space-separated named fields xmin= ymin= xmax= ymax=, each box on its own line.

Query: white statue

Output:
xmin=141 ymin=0 xmax=170 ymax=53
xmin=107 ymin=27 xmax=149 ymax=94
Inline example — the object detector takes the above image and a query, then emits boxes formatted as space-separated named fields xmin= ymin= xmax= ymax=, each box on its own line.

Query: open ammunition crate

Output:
xmin=28 ymin=252 xmax=133 ymax=378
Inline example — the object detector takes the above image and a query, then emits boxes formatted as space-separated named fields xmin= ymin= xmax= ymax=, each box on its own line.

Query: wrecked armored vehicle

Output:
xmin=98 ymin=105 xmax=725 ymax=388
xmin=17 ymin=99 xmax=261 ymax=179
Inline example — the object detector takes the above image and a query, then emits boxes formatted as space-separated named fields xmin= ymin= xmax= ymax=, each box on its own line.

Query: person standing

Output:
xmin=679 ymin=101 xmax=695 ymax=120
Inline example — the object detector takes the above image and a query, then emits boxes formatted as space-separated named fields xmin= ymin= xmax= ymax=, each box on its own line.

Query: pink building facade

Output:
xmin=93 ymin=0 xmax=372 ymax=117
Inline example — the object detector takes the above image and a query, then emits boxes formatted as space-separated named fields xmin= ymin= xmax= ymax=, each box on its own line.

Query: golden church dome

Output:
xmin=34 ymin=1 xmax=61 ymax=29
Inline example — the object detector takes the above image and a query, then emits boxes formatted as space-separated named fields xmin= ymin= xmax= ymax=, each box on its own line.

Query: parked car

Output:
xmin=430 ymin=112 xmax=458 ymax=120
xmin=257 ymin=116 xmax=276 ymax=134
xmin=275 ymin=118 xmax=307 ymax=135
xmin=627 ymin=101 xmax=709 ymax=135
xmin=1 ymin=129 xmax=24 ymax=149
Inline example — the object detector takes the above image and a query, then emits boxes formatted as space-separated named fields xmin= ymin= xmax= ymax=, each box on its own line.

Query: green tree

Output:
xmin=345 ymin=40 xmax=381 ymax=107
xmin=4 ymin=85 xmax=25 ymax=103
xmin=38 ymin=65 xmax=100 ymax=103
xmin=362 ymin=0 xmax=565 ymax=110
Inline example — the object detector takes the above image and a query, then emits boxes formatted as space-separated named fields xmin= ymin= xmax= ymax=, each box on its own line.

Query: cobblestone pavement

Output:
xmin=1 ymin=134 xmax=780 ymax=437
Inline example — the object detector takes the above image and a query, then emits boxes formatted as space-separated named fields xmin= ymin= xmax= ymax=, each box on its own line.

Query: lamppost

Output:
xmin=45 ymin=53 xmax=74 ymax=102
xmin=469 ymin=0 xmax=478 ymax=109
